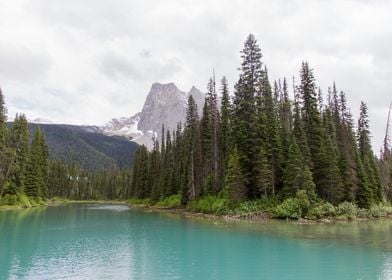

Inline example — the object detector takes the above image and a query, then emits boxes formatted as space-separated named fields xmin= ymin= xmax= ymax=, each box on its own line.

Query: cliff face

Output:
xmin=100 ymin=83 xmax=205 ymax=149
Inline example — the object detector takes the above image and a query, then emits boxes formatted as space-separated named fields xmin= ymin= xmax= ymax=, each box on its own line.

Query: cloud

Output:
xmin=0 ymin=0 xmax=391 ymax=149
xmin=0 ymin=43 xmax=52 ymax=83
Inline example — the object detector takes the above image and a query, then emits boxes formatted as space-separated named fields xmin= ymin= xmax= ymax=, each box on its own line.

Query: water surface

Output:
xmin=1 ymin=204 xmax=392 ymax=279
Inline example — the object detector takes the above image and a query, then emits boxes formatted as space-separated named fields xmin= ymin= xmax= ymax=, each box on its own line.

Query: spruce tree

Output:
xmin=220 ymin=76 xmax=231 ymax=174
xmin=357 ymin=101 xmax=382 ymax=204
xmin=280 ymin=137 xmax=316 ymax=201
xmin=182 ymin=95 xmax=202 ymax=203
xmin=0 ymin=87 xmax=8 ymax=198
xmin=6 ymin=114 xmax=29 ymax=195
xmin=0 ymin=87 xmax=7 ymax=150
xmin=224 ymin=148 xmax=247 ymax=206
xmin=25 ymin=128 xmax=45 ymax=198
xmin=232 ymin=34 xmax=263 ymax=198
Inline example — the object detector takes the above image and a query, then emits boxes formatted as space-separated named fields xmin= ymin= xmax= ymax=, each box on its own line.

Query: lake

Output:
xmin=1 ymin=204 xmax=392 ymax=279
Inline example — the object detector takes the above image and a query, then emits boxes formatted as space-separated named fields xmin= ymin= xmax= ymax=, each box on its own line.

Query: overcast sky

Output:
xmin=0 ymin=0 xmax=391 ymax=151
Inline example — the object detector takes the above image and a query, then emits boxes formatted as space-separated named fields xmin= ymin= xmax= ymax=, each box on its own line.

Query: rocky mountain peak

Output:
xmin=100 ymin=82 xmax=205 ymax=149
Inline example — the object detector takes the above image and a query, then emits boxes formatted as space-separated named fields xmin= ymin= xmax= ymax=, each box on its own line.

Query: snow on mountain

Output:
xmin=100 ymin=83 xmax=205 ymax=149
xmin=28 ymin=118 xmax=54 ymax=124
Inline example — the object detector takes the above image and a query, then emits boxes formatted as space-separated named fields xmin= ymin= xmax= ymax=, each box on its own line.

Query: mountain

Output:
xmin=28 ymin=124 xmax=139 ymax=171
xmin=101 ymin=83 xmax=205 ymax=148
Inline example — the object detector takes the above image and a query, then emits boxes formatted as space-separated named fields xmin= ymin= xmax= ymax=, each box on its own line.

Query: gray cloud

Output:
xmin=0 ymin=43 xmax=52 ymax=82
xmin=0 ymin=0 xmax=391 ymax=150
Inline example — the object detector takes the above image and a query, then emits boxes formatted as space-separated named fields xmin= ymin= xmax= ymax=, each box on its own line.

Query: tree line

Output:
xmin=130 ymin=34 xmax=392 ymax=210
xmin=0 ymin=88 xmax=133 ymax=205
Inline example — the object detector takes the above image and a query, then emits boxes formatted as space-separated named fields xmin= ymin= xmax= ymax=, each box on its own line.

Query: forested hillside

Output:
xmin=28 ymin=124 xmax=138 ymax=171
xmin=0 ymin=95 xmax=137 ymax=205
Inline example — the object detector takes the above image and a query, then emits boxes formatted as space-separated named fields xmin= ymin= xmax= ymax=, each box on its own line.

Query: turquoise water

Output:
xmin=1 ymin=204 xmax=392 ymax=280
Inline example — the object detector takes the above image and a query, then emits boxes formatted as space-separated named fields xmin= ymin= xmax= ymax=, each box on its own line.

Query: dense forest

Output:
xmin=0 ymin=89 xmax=134 ymax=205
xmin=27 ymin=124 xmax=138 ymax=171
xmin=1 ymin=34 xmax=392 ymax=219
xmin=129 ymin=34 xmax=392 ymax=218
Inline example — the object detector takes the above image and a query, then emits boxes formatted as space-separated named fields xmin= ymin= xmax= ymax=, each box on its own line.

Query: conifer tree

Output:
xmin=0 ymin=87 xmax=8 ymax=198
xmin=224 ymin=148 xmax=247 ymax=205
xmin=281 ymin=137 xmax=317 ymax=200
xmin=293 ymin=101 xmax=312 ymax=169
xmin=259 ymin=67 xmax=282 ymax=196
xmin=0 ymin=87 xmax=7 ymax=150
xmin=25 ymin=128 xmax=45 ymax=198
xmin=220 ymin=76 xmax=231 ymax=174
xmin=357 ymin=101 xmax=382 ymax=204
xmin=6 ymin=114 xmax=29 ymax=195
xmin=232 ymin=34 xmax=263 ymax=198
xmin=182 ymin=95 xmax=202 ymax=203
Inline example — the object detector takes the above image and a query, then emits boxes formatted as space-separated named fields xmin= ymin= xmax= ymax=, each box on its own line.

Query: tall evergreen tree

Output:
xmin=0 ymin=87 xmax=8 ymax=198
xmin=357 ymin=101 xmax=382 ymax=204
xmin=182 ymin=95 xmax=202 ymax=203
xmin=5 ymin=114 xmax=29 ymax=195
xmin=232 ymin=34 xmax=263 ymax=198
xmin=220 ymin=76 xmax=231 ymax=174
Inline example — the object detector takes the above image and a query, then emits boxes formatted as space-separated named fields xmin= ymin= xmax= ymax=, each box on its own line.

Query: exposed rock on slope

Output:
xmin=101 ymin=83 xmax=205 ymax=149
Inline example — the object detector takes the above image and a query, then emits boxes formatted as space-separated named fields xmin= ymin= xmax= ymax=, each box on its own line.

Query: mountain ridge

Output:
xmin=100 ymin=82 xmax=205 ymax=148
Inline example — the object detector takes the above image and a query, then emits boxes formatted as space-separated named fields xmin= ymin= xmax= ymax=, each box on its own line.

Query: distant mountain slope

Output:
xmin=100 ymin=83 xmax=205 ymax=149
xmin=28 ymin=124 xmax=139 ymax=171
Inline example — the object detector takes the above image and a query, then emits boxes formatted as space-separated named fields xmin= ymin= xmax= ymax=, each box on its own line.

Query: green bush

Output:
xmin=273 ymin=198 xmax=301 ymax=219
xmin=272 ymin=190 xmax=312 ymax=219
xmin=356 ymin=208 xmax=370 ymax=218
xmin=156 ymin=194 xmax=182 ymax=208
xmin=296 ymin=190 xmax=311 ymax=215
xmin=336 ymin=202 xmax=358 ymax=219
xmin=369 ymin=203 xmax=388 ymax=218
xmin=187 ymin=195 xmax=229 ymax=214
xmin=229 ymin=199 xmax=269 ymax=215
xmin=127 ymin=198 xmax=152 ymax=206
xmin=308 ymin=202 xmax=336 ymax=219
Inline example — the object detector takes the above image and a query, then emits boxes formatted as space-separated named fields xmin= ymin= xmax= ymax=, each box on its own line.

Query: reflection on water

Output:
xmin=1 ymin=204 xmax=392 ymax=280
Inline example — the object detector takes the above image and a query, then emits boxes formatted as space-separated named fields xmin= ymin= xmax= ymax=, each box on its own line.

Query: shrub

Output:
xmin=127 ymin=198 xmax=153 ymax=206
xmin=187 ymin=195 xmax=229 ymax=215
xmin=156 ymin=194 xmax=182 ymax=208
xmin=308 ymin=202 xmax=336 ymax=219
xmin=369 ymin=203 xmax=388 ymax=218
xmin=336 ymin=202 xmax=358 ymax=219
xmin=296 ymin=190 xmax=311 ymax=215
xmin=273 ymin=198 xmax=301 ymax=219
xmin=356 ymin=208 xmax=370 ymax=218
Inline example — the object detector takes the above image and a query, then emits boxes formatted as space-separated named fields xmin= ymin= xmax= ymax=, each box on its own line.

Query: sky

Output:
xmin=0 ymin=0 xmax=391 ymax=151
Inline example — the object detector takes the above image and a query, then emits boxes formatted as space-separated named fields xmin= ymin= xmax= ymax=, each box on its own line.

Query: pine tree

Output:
xmin=259 ymin=67 xmax=282 ymax=196
xmin=25 ymin=128 xmax=45 ymax=198
xmin=357 ymin=101 xmax=382 ymax=204
xmin=0 ymin=87 xmax=7 ymax=150
xmin=6 ymin=114 xmax=29 ymax=195
xmin=224 ymin=148 xmax=247 ymax=206
xmin=280 ymin=137 xmax=317 ymax=201
xmin=0 ymin=87 xmax=9 ymax=198
xmin=220 ymin=76 xmax=231 ymax=174
xmin=232 ymin=34 xmax=263 ymax=198
xmin=278 ymin=78 xmax=292 ymax=160
xmin=182 ymin=95 xmax=202 ymax=203
xmin=293 ymin=101 xmax=312 ymax=169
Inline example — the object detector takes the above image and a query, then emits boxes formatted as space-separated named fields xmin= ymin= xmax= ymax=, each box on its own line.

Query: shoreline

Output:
xmin=2 ymin=199 xmax=392 ymax=224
